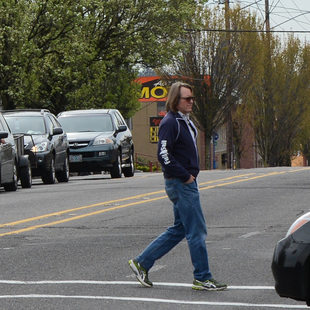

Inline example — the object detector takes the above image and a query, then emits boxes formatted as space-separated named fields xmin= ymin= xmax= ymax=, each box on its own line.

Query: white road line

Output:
xmin=0 ymin=280 xmax=274 ymax=289
xmin=0 ymin=281 xmax=303 ymax=308
xmin=0 ymin=295 xmax=307 ymax=308
xmin=239 ymin=231 xmax=261 ymax=239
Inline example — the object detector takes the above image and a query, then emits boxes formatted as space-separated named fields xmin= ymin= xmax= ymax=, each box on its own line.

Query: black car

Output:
xmin=0 ymin=112 xmax=31 ymax=191
xmin=3 ymin=109 xmax=70 ymax=184
xmin=272 ymin=211 xmax=310 ymax=306
xmin=57 ymin=109 xmax=134 ymax=178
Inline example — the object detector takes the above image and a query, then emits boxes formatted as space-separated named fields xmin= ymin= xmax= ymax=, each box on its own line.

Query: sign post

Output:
xmin=212 ymin=132 xmax=218 ymax=169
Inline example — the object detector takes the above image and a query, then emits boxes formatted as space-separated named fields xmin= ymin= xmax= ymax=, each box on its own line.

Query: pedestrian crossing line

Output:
xmin=1 ymin=280 xmax=304 ymax=308
xmin=0 ymin=294 xmax=306 ymax=308
xmin=0 ymin=280 xmax=274 ymax=289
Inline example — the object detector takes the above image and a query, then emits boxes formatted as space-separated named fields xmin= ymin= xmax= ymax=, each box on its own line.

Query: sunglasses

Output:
xmin=180 ymin=96 xmax=195 ymax=102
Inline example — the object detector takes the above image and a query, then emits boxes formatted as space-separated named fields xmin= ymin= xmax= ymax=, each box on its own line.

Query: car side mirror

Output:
xmin=53 ymin=127 xmax=63 ymax=135
xmin=0 ymin=131 xmax=8 ymax=139
xmin=117 ymin=125 xmax=127 ymax=133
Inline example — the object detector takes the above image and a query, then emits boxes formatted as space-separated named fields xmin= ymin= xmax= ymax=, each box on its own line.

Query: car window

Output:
xmin=45 ymin=116 xmax=54 ymax=134
xmin=114 ymin=112 xmax=125 ymax=127
xmin=5 ymin=115 xmax=46 ymax=135
xmin=48 ymin=115 xmax=62 ymax=128
xmin=58 ymin=114 xmax=114 ymax=133
xmin=1 ymin=117 xmax=11 ymax=132
xmin=0 ymin=116 xmax=6 ymax=131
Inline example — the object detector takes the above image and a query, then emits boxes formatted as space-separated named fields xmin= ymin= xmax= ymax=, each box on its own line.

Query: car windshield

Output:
xmin=5 ymin=115 xmax=46 ymax=135
xmin=58 ymin=114 xmax=114 ymax=133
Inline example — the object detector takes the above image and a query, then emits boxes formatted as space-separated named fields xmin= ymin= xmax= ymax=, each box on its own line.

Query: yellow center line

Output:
xmin=0 ymin=168 xmax=308 ymax=237
xmin=0 ymin=174 xmax=253 ymax=228
xmin=0 ymin=191 xmax=165 ymax=228
xmin=200 ymin=170 xmax=290 ymax=190
xmin=0 ymin=196 xmax=166 ymax=237
xmin=198 ymin=173 xmax=255 ymax=186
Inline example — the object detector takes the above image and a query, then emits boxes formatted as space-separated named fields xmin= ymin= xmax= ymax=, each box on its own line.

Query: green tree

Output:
xmin=1 ymin=0 xmax=208 ymax=117
xmin=0 ymin=0 xmax=28 ymax=109
xmin=248 ymin=36 xmax=310 ymax=166
xmin=291 ymin=44 xmax=310 ymax=165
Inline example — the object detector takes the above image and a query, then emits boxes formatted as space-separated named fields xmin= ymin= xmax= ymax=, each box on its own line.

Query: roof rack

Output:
xmin=2 ymin=109 xmax=50 ymax=114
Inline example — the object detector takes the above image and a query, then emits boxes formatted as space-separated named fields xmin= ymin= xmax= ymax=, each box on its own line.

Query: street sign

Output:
xmin=213 ymin=132 xmax=219 ymax=141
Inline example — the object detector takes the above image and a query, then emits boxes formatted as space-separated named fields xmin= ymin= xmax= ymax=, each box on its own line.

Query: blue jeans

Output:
xmin=136 ymin=178 xmax=212 ymax=281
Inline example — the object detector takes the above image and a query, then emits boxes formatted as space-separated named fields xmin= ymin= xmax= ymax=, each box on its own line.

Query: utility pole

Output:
xmin=224 ymin=0 xmax=234 ymax=169
xmin=264 ymin=0 xmax=273 ymax=165
xmin=265 ymin=0 xmax=270 ymax=32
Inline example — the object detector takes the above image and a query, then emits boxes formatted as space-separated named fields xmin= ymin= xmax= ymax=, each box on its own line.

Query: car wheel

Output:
xmin=20 ymin=159 xmax=32 ymax=188
xmin=110 ymin=152 xmax=122 ymax=178
xmin=4 ymin=161 xmax=18 ymax=191
xmin=56 ymin=156 xmax=70 ymax=182
xmin=123 ymin=152 xmax=134 ymax=177
xmin=41 ymin=157 xmax=56 ymax=184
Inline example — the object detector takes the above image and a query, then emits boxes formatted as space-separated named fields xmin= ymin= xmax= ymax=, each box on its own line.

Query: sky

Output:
xmin=207 ymin=0 xmax=310 ymax=42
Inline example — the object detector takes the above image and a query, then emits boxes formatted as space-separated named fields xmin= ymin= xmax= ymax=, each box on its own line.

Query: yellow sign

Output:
xmin=141 ymin=86 xmax=168 ymax=100
xmin=150 ymin=126 xmax=159 ymax=143
xmin=136 ymin=76 xmax=168 ymax=102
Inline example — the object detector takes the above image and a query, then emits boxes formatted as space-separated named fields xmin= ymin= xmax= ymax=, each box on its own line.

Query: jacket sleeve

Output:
xmin=157 ymin=118 xmax=191 ymax=182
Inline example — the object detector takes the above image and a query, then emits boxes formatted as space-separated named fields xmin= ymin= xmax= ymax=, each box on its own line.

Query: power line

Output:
xmin=185 ymin=28 xmax=310 ymax=33
xmin=272 ymin=11 xmax=310 ymax=28
xmin=236 ymin=0 xmax=310 ymax=13
xmin=240 ymin=0 xmax=263 ymax=10
xmin=270 ymin=0 xmax=281 ymax=14
xmin=207 ymin=0 xmax=310 ymax=38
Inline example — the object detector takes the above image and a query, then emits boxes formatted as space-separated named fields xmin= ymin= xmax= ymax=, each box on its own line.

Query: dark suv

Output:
xmin=3 ymin=109 xmax=70 ymax=184
xmin=57 ymin=109 xmax=134 ymax=178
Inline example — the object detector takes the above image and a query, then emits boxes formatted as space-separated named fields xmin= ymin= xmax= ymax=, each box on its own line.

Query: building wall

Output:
xmin=213 ymin=125 xmax=227 ymax=169
xmin=132 ymin=102 xmax=158 ymax=164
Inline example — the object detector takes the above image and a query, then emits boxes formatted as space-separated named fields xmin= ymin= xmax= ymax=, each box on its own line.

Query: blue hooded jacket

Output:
xmin=157 ymin=111 xmax=199 ymax=182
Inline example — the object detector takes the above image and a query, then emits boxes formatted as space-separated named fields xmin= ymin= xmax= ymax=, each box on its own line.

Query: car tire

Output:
xmin=123 ymin=152 xmax=134 ymax=177
xmin=110 ymin=152 xmax=122 ymax=178
xmin=56 ymin=156 xmax=70 ymax=182
xmin=20 ymin=160 xmax=32 ymax=188
xmin=4 ymin=161 xmax=18 ymax=191
xmin=41 ymin=157 xmax=56 ymax=184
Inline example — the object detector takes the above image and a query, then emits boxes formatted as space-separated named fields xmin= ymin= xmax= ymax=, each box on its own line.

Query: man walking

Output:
xmin=129 ymin=82 xmax=227 ymax=291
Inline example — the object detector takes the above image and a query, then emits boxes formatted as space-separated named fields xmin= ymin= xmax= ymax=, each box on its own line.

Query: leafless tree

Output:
xmin=160 ymin=6 xmax=260 ymax=168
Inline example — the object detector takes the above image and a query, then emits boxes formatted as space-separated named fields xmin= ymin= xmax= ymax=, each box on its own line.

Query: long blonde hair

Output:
xmin=165 ymin=82 xmax=193 ymax=112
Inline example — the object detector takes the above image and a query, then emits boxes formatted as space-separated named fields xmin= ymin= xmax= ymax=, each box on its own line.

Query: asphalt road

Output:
xmin=0 ymin=167 xmax=310 ymax=309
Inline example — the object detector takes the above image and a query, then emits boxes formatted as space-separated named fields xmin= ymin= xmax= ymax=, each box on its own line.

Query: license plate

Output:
xmin=69 ymin=154 xmax=82 ymax=162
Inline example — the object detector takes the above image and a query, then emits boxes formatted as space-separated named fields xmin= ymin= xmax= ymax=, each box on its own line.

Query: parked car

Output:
xmin=272 ymin=211 xmax=310 ymax=306
xmin=57 ymin=109 xmax=134 ymax=178
xmin=0 ymin=112 xmax=31 ymax=191
xmin=2 ymin=109 xmax=70 ymax=184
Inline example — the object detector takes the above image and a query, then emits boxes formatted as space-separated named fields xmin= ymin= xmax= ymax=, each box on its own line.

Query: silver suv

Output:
xmin=57 ymin=109 xmax=134 ymax=178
